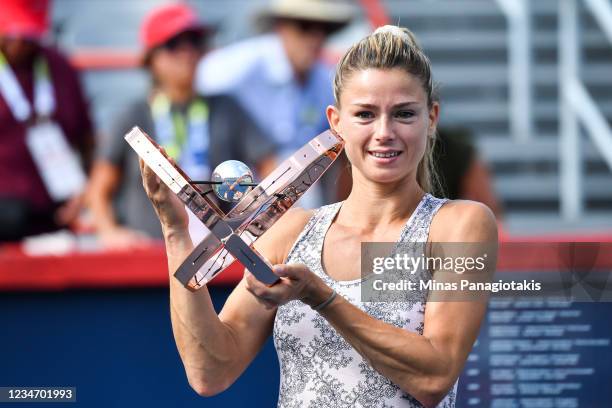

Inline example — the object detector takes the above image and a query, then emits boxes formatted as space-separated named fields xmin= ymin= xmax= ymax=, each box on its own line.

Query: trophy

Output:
xmin=125 ymin=127 xmax=344 ymax=290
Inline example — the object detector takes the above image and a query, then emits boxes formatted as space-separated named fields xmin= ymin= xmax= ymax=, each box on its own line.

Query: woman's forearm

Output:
xmin=300 ymin=269 xmax=459 ymax=408
xmin=164 ymin=228 xmax=241 ymax=395
xmin=319 ymin=297 xmax=449 ymax=401
xmin=245 ymin=263 xmax=458 ymax=406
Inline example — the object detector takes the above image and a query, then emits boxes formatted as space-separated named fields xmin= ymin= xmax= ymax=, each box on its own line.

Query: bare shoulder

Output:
xmin=253 ymin=207 xmax=315 ymax=265
xmin=276 ymin=207 xmax=315 ymax=236
xmin=430 ymin=199 xmax=498 ymax=242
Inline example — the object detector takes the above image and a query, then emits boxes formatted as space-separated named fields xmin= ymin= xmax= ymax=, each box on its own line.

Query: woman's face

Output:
xmin=150 ymin=31 xmax=203 ymax=89
xmin=327 ymin=68 xmax=439 ymax=186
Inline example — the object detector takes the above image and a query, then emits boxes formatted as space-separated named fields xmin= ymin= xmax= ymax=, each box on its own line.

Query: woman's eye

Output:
xmin=396 ymin=110 xmax=415 ymax=119
xmin=355 ymin=111 xmax=374 ymax=119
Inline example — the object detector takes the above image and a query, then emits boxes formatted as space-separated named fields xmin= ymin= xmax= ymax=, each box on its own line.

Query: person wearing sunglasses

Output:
xmin=87 ymin=4 xmax=277 ymax=249
xmin=197 ymin=0 xmax=355 ymax=209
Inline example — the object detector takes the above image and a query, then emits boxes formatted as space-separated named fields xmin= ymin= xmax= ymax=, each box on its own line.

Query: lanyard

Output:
xmin=0 ymin=51 xmax=55 ymax=122
xmin=150 ymin=92 xmax=210 ymax=179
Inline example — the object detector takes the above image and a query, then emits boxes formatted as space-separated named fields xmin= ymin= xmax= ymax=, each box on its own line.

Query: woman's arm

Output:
xmin=245 ymin=201 xmax=497 ymax=408
xmin=140 ymin=159 xmax=312 ymax=395
xmin=315 ymin=204 xmax=495 ymax=407
xmin=86 ymin=160 xmax=151 ymax=248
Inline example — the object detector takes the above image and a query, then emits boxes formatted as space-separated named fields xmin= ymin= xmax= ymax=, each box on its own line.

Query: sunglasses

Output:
xmin=281 ymin=18 xmax=343 ymax=36
xmin=160 ymin=31 xmax=205 ymax=52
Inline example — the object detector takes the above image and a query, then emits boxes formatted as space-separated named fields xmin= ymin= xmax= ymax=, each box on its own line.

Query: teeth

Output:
xmin=370 ymin=151 xmax=399 ymax=158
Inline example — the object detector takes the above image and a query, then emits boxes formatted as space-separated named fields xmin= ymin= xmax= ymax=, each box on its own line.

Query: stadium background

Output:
xmin=2 ymin=0 xmax=612 ymax=407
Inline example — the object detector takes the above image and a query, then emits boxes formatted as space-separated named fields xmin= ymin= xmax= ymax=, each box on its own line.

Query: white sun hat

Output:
xmin=256 ymin=0 xmax=356 ymax=31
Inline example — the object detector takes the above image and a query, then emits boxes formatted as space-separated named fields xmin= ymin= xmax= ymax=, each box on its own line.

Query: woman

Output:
xmin=141 ymin=25 xmax=497 ymax=407
xmin=87 ymin=3 xmax=276 ymax=248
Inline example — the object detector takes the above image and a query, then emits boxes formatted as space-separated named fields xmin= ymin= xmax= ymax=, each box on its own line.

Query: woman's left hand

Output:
xmin=244 ymin=264 xmax=330 ymax=310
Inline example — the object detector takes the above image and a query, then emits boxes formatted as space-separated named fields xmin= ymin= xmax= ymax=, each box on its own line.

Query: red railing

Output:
xmin=2 ymin=234 xmax=612 ymax=291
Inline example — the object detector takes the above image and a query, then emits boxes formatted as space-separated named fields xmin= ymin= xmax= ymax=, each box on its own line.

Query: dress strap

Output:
xmin=399 ymin=194 xmax=448 ymax=243
xmin=284 ymin=202 xmax=342 ymax=264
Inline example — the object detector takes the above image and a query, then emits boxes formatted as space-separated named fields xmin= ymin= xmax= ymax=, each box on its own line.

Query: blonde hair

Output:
xmin=333 ymin=25 xmax=439 ymax=193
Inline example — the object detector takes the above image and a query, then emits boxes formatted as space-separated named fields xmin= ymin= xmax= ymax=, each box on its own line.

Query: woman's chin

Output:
xmin=352 ymin=162 xmax=415 ymax=186
xmin=364 ymin=171 xmax=409 ymax=185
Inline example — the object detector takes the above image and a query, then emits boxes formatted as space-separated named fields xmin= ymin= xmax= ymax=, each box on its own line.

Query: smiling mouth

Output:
xmin=368 ymin=151 xmax=402 ymax=158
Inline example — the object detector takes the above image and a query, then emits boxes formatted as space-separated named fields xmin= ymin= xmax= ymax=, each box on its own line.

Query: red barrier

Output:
xmin=70 ymin=49 xmax=140 ymax=70
xmin=2 ymin=234 xmax=611 ymax=292
xmin=0 ymin=243 xmax=244 ymax=291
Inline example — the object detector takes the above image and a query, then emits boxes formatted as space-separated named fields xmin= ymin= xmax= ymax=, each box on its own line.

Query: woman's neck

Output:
xmin=339 ymin=172 xmax=425 ymax=233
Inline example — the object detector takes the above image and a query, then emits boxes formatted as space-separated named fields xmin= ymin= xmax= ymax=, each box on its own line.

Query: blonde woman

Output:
xmin=141 ymin=25 xmax=497 ymax=408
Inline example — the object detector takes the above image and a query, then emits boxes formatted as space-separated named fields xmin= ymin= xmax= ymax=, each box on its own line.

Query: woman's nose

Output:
xmin=374 ymin=116 xmax=395 ymax=142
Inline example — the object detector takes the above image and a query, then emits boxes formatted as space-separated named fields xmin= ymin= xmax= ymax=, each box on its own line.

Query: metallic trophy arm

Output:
xmin=125 ymin=127 xmax=344 ymax=290
xmin=126 ymin=127 xmax=278 ymax=287
xmin=187 ymin=131 xmax=343 ymax=289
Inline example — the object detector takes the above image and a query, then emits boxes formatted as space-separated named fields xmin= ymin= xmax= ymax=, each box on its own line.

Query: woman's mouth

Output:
xmin=367 ymin=150 xmax=403 ymax=163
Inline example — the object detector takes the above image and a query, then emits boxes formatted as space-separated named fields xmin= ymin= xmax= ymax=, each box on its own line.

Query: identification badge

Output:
xmin=25 ymin=121 xmax=86 ymax=201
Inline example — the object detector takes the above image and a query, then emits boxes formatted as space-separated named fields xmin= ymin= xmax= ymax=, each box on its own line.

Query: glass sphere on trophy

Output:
xmin=125 ymin=127 xmax=344 ymax=290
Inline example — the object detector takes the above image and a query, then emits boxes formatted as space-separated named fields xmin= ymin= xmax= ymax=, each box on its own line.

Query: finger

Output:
xmin=141 ymin=163 xmax=162 ymax=195
xmin=246 ymin=275 xmax=286 ymax=304
xmin=139 ymin=159 xmax=155 ymax=183
xmin=140 ymin=159 xmax=155 ymax=179
xmin=245 ymin=272 xmax=269 ymax=298
xmin=246 ymin=283 xmax=274 ymax=304
xmin=273 ymin=264 xmax=290 ymax=278
xmin=274 ymin=264 xmax=309 ymax=280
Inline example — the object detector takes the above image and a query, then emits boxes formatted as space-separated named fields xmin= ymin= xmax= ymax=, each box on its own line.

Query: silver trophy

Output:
xmin=125 ymin=127 xmax=344 ymax=290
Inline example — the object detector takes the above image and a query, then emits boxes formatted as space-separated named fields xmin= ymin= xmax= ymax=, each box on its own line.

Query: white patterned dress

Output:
xmin=273 ymin=194 xmax=457 ymax=408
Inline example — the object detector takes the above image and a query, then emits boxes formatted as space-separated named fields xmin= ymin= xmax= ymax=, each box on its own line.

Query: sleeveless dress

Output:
xmin=273 ymin=193 xmax=457 ymax=408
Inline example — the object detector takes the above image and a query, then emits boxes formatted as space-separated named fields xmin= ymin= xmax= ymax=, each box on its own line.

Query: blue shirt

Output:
xmin=196 ymin=34 xmax=334 ymax=159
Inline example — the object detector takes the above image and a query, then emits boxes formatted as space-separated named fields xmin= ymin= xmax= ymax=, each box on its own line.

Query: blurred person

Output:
xmin=87 ymin=3 xmax=276 ymax=249
xmin=0 ymin=0 xmax=94 ymax=242
xmin=142 ymin=25 xmax=497 ymax=407
xmin=197 ymin=0 xmax=355 ymax=207
xmin=432 ymin=127 xmax=503 ymax=219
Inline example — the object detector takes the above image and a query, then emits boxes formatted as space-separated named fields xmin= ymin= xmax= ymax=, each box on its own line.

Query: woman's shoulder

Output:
xmin=429 ymin=198 xmax=498 ymax=242
xmin=254 ymin=207 xmax=317 ymax=265
xmin=276 ymin=207 xmax=317 ymax=237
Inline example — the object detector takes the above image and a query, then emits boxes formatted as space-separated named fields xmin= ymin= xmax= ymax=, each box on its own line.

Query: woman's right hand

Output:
xmin=139 ymin=158 xmax=189 ymax=235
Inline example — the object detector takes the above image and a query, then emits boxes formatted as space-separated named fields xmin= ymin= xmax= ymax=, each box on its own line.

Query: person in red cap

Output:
xmin=0 ymin=0 xmax=94 ymax=241
xmin=87 ymin=3 xmax=277 ymax=248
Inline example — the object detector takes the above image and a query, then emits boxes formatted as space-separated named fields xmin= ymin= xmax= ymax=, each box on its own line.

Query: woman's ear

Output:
xmin=428 ymin=102 xmax=440 ymax=136
xmin=326 ymin=105 xmax=341 ymax=135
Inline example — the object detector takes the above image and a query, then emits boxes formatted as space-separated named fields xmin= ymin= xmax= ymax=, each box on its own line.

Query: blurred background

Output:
xmin=54 ymin=0 xmax=612 ymax=232
xmin=1 ymin=0 xmax=611 ymax=407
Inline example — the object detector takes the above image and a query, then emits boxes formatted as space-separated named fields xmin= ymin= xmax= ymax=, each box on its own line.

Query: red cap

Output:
xmin=140 ymin=3 xmax=206 ymax=52
xmin=0 ymin=0 xmax=49 ymax=39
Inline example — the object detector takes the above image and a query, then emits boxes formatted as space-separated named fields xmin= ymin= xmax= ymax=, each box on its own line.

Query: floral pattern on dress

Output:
xmin=274 ymin=194 xmax=458 ymax=407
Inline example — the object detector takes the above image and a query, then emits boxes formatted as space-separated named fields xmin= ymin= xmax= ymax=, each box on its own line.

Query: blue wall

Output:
xmin=0 ymin=288 xmax=279 ymax=407
xmin=4 ymin=287 xmax=611 ymax=407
